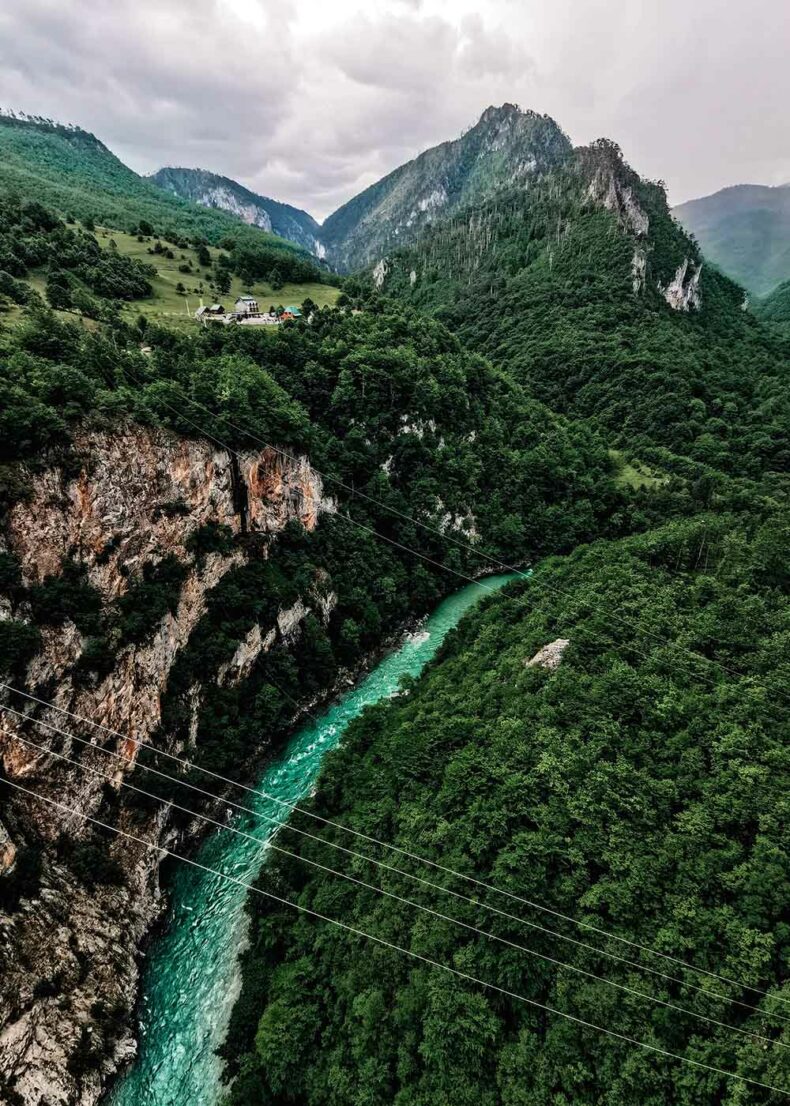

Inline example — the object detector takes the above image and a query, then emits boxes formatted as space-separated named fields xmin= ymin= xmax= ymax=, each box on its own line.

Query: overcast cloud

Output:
xmin=0 ymin=0 xmax=788 ymax=219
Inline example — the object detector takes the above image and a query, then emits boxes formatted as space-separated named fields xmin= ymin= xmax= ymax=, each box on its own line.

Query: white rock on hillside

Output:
xmin=525 ymin=638 xmax=570 ymax=670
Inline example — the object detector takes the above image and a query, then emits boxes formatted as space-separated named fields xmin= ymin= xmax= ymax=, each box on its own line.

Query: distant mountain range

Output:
xmin=9 ymin=107 xmax=790 ymax=298
xmin=149 ymin=167 xmax=322 ymax=256
xmin=151 ymin=105 xmax=572 ymax=271
xmin=6 ymin=106 xmax=790 ymax=306
xmin=673 ymin=183 xmax=790 ymax=296
xmin=753 ymin=277 xmax=790 ymax=330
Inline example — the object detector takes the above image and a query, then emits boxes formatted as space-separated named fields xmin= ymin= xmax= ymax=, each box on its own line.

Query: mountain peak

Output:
xmin=478 ymin=102 xmax=521 ymax=124
xmin=321 ymin=104 xmax=571 ymax=270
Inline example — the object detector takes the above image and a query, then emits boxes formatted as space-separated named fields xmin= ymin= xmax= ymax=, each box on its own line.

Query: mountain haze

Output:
xmin=754 ymin=275 xmax=790 ymax=331
xmin=673 ymin=182 xmax=790 ymax=296
xmin=149 ymin=167 xmax=322 ymax=255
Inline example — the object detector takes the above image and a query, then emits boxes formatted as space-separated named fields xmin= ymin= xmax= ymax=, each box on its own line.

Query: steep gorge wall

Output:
xmin=0 ymin=423 xmax=334 ymax=1106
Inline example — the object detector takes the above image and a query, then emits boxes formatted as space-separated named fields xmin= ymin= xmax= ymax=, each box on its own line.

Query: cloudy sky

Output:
xmin=0 ymin=0 xmax=788 ymax=220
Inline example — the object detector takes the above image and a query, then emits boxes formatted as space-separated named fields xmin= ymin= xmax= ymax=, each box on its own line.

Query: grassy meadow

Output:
xmin=94 ymin=228 xmax=341 ymax=330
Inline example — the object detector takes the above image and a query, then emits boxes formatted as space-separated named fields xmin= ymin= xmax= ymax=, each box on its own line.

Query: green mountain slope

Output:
xmin=320 ymin=104 xmax=572 ymax=271
xmin=216 ymin=108 xmax=789 ymax=1106
xmin=377 ymin=139 xmax=789 ymax=478
xmin=222 ymin=510 xmax=789 ymax=1106
xmin=754 ymin=277 xmax=790 ymax=332
xmin=2 ymin=101 xmax=789 ymax=1106
xmin=673 ymin=183 xmax=790 ymax=296
xmin=149 ymin=166 xmax=322 ymax=255
xmin=0 ymin=113 xmax=312 ymax=258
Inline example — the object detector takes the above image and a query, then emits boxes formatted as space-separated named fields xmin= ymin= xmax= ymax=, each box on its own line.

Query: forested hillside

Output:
xmin=0 ymin=191 xmax=332 ymax=333
xmin=0 ymin=114 xmax=317 ymax=262
xmin=215 ymin=112 xmax=790 ymax=1106
xmin=379 ymin=141 xmax=789 ymax=479
xmin=1 ymin=98 xmax=788 ymax=1106
xmin=0 ymin=245 xmax=636 ymax=1099
xmin=223 ymin=509 xmax=789 ymax=1106
xmin=320 ymin=104 xmax=571 ymax=271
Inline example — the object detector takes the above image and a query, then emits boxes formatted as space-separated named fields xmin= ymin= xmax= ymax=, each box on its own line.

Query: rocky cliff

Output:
xmin=150 ymin=167 xmax=323 ymax=256
xmin=0 ymin=423 xmax=334 ymax=1106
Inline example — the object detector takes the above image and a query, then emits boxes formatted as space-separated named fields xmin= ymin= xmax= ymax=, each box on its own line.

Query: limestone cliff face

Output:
xmin=0 ymin=423 xmax=334 ymax=1106
xmin=148 ymin=167 xmax=323 ymax=256
xmin=663 ymin=257 xmax=703 ymax=311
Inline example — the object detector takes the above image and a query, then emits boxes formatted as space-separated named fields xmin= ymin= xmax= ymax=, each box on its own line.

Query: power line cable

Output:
xmin=3 ymin=692 xmax=788 ymax=1021
xmin=119 ymin=355 xmax=779 ymax=698
xmin=8 ymin=721 xmax=788 ymax=1051
xmin=2 ymin=775 xmax=788 ymax=1099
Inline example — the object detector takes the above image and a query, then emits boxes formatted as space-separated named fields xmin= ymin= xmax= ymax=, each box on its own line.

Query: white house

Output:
xmin=234 ymin=295 xmax=259 ymax=315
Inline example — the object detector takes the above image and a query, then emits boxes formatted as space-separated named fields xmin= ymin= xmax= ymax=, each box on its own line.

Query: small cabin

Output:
xmin=195 ymin=303 xmax=226 ymax=321
xmin=281 ymin=305 xmax=302 ymax=321
xmin=235 ymin=295 xmax=259 ymax=315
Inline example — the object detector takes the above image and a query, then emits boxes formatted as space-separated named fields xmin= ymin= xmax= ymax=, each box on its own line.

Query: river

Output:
xmin=109 ymin=574 xmax=516 ymax=1106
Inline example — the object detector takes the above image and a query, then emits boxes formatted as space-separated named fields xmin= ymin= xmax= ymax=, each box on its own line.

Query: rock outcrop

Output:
xmin=586 ymin=165 xmax=650 ymax=238
xmin=148 ymin=167 xmax=323 ymax=256
xmin=663 ymin=258 xmax=702 ymax=311
xmin=525 ymin=638 xmax=570 ymax=671
xmin=0 ymin=423 xmax=333 ymax=1106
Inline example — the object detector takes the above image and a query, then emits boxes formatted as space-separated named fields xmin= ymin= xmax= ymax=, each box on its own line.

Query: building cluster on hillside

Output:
xmin=194 ymin=296 xmax=302 ymax=325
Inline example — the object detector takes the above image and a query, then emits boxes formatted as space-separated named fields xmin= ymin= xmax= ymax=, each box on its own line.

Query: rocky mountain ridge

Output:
xmin=380 ymin=137 xmax=707 ymax=315
xmin=149 ymin=167 xmax=323 ymax=256
xmin=320 ymin=103 xmax=572 ymax=271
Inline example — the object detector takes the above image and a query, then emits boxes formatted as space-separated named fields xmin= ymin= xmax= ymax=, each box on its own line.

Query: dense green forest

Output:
xmin=380 ymin=142 xmax=790 ymax=479
xmin=221 ymin=511 xmax=790 ymax=1106
xmin=0 ymin=115 xmax=323 ymax=274
xmin=0 ymin=195 xmax=156 ymax=318
xmin=1 ymin=108 xmax=788 ymax=1106
xmin=0 ymin=275 xmax=640 ymax=825
xmin=213 ymin=139 xmax=789 ymax=1106
xmin=0 ymin=190 xmax=328 ymax=329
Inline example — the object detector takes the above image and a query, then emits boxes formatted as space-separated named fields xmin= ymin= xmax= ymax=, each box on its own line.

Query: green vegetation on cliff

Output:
xmin=1 ymin=102 xmax=788 ymax=1106
xmin=0 ymin=290 xmax=636 ymax=775
xmin=214 ymin=117 xmax=789 ymax=1106
xmin=222 ymin=512 xmax=789 ymax=1106
xmin=380 ymin=142 xmax=789 ymax=479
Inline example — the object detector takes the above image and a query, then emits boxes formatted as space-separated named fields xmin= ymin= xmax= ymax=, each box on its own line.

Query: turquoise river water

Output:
xmin=109 ymin=574 xmax=515 ymax=1106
